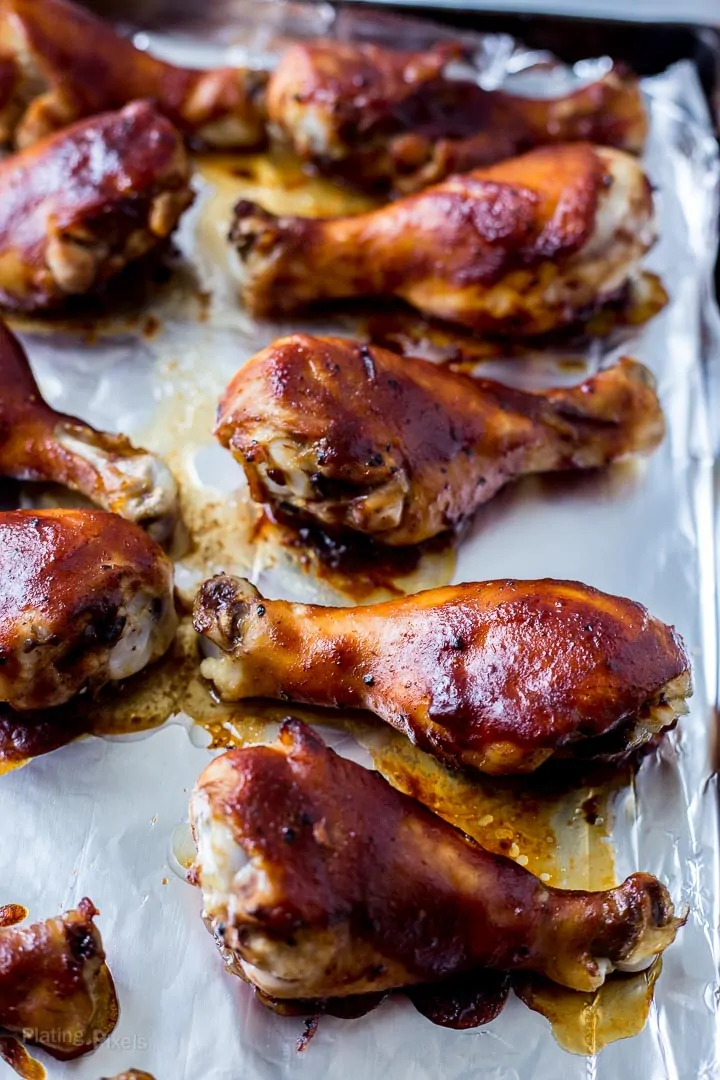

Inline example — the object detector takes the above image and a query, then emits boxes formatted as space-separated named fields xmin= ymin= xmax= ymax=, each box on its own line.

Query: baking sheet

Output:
xmin=0 ymin=5 xmax=719 ymax=1078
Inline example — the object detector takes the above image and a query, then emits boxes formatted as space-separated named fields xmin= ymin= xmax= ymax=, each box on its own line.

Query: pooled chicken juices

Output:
xmin=0 ymin=0 xmax=697 ymax=1068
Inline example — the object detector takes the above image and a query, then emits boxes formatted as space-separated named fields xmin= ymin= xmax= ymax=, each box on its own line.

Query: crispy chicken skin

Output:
xmin=0 ymin=0 xmax=267 ymax=149
xmin=216 ymin=334 xmax=664 ymax=545
xmin=267 ymin=41 xmax=647 ymax=192
xmin=194 ymin=577 xmax=691 ymax=774
xmin=0 ymin=508 xmax=177 ymax=711
xmin=231 ymin=142 xmax=654 ymax=336
xmin=0 ymin=321 xmax=178 ymax=542
xmin=0 ymin=100 xmax=193 ymax=312
xmin=190 ymin=720 xmax=682 ymax=1005
xmin=0 ymin=898 xmax=118 ymax=1059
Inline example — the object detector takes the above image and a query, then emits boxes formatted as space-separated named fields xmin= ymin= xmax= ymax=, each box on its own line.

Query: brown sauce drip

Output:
xmin=407 ymin=969 xmax=510 ymax=1029
xmin=260 ymin=955 xmax=661 ymax=1052
xmin=255 ymin=509 xmax=456 ymax=603
xmin=0 ymin=1039 xmax=45 ymax=1080
xmin=260 ymin=969 xmax=508 ymax=1043
xmin=0 ymin=905 xmax=27 ymax=928
xmin=513 ymin=959 xmax=662 ymax=1055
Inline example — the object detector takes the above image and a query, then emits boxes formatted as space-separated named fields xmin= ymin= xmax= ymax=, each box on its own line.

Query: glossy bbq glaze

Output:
xmin=0 ymin=508 xmax=177 ymax=710
xmin=0 ymin=898 xmax=118 ymax=1059
xmin=0 ymin=100 xmax=193 ymax=311
xmin=0 ymin=0 xmax=267 ymax=149
xmin=194 ymin=576 xmax=691 ymax=773
xmin=0 ymin=320 xmax=178 ymax=541
xmin=267 ymin=40 xmax=647 ymax=192
xmin=190 ymin=721 xmax=682 ymax=1009
xmin=230 ymin=143 xmax=655 ymax=335
xmin=216 ymin=334 xmax=664 ymax=545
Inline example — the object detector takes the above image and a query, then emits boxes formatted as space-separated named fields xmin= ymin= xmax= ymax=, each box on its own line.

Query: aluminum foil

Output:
xmin=0 ymin=5 xmax=719 ymax=1078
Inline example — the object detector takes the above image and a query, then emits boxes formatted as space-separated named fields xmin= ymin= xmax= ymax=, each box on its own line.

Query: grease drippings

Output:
xmin=514 ymin=959 xmax=663 ymax=1055
xmin=351 ymin=723 xmax=626 ymax=887
xmin=255 ymin=509 xmax=456 ymax=603
xmin=194 ymin=147 xmax=376 ymax=223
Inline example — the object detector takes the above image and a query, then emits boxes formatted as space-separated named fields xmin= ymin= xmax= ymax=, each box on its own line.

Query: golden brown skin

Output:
xmin=216 ymin=334 xmax=664 ymax=546
xmin=194 ymin=577 xmax=691 ymax=774
xmin=267 ymin=40 xmax=647 ymax=193
xmin=0 ymin=508 xmax=177 ymax=711
xmin=0 ymin=99 xmax=193 ymax=312
xmin=0 ymin=320 xmax=178 ymax=542
xmin=230 ymin=143 xmax=654 ymax=336
xmin=0 ymin=0 xmax=267 ymax=149
xmin=0 ymin=898 xmax=118 ymax=1059
xmin=190 ymin=720 xmax=682 ymax=1007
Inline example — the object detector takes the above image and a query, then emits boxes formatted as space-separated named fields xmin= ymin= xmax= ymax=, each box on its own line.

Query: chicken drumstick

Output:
xmin=0 ymin=100 xmax=193 ymax=312
xmin=0 ymin=898 xmax=118 ymax=1059
xmin=231 ymin=142 xmax=654 ymax=336
xmin=0 ymin=321 xmax=178 ymax=542
xmin=267 ymin=40 xmax=647 ymax=192
xmin=190 ymin=721 xmax=682 ymax=1009
xmin=0 ymin=508 xmax=177 ymax=711
xmin=194 ymin=576 xmax=690 ymax=774
xmin=216 ymin=334 xmax=663 ymax=546
xmin=0 ymin=0 xmax=267 ymax=149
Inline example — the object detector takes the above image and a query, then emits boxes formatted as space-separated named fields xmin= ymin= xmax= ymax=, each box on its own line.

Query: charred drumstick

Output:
xmin=190 ymin=720 xmax=682 ymax=1009
xmin=0 ymin=320 xmax=178 ymax=542
xmin=215 ymin=334 xmax=664 ymax=546
xmin=0 ymin=898 xmax=118 ymax=1059
xmin=267 ymin=40 xmax=647 ymax=192
xmin=0 ymin=100 xmax=193 ymax=312
xmin=194 ymin=577 xmax=691 ymax=775
xmin=0 ymin=508 xmax=177 ymax=711
xmin=0 ymin=0 xmax=267 ymax=149
xmin=230 ymin=142 xmax=655 ymax=337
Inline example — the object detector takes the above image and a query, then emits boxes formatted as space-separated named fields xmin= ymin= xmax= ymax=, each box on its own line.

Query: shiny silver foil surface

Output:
xmin=0 ymin=5 xmax=718 ymax=1078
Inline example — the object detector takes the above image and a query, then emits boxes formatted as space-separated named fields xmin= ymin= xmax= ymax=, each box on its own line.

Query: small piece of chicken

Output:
xmin=215 ymin=334 xmax=664 ymax=546
xmin=0 ymin=0 xmax=267 ymax=149
xmin=0 ymin=898 xmax=118 ymax=1059
xmin=0 ymin=320 xmax=178 ymax=542
xmin=0 ymin=508 xmax=177 ymax=711
xmin=230 ymin=142 xmax=654 ymax=337
xmin=194 ymin=577 xmax=690 ymax=774
xmin=101 ymin=1073 xmax=155 ymax=1080
xmin=267 ymin=40 xmax=647 ymax=192
xmin=0 ymin=99 xmax=193 ymax=312
xmin=190 ymin=720 xmax=682 ymax=1009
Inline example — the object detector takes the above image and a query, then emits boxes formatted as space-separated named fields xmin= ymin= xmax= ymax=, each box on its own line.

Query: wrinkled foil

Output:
xmin=0 ymin=5 xmax=719 ymax=1078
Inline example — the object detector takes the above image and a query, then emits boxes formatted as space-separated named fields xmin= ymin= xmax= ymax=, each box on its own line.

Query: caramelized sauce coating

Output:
xmin=0 ymin=100 xmax=193 ymax=311
xmin=216 ymin=334 xmax=664 ymax=545
xmin=0 ymin=320 xmax=178 ymax=541
xmin=0 ymin=898 xmax=118 ymax=1060
xmin=230 ymin=143 xmax=655 ymax=336
xmin=0 ymin=508 xmax=177 ymax=710
xmin=190 ymin=721 xmax=682 ymax=1004
xmin=194 ymin=576 xmax=691 ymax=774
xmin=0 ymin=0 xmax=267 ymax=149
xmin=267 ymin=40 xmax=647 ymax=192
